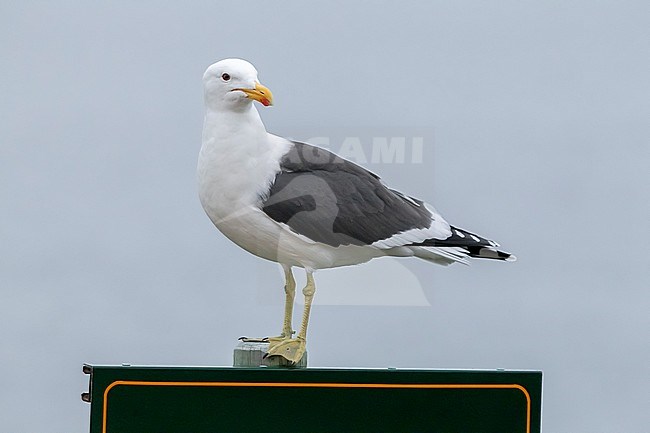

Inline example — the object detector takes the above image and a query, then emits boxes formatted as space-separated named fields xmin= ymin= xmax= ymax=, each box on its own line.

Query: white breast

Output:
xmin=198 ymin=107 xmax=294 ymax=261
xmin=198 ymin=106 xmax=288 ymax=206
xmin=198 ymin=108 xmax=387 ymax=270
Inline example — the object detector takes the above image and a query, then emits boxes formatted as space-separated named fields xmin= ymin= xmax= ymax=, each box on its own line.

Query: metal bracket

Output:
xmin=81 ymin=364 xmax=93 ymax=403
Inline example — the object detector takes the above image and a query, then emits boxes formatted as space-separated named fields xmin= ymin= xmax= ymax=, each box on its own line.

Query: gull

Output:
xmin=198 ymin=58 xmax=515 ymax=363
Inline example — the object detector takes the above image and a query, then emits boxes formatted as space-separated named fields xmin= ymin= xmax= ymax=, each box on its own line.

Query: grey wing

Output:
xmin=261 ymin=142 xmax=443 ymax=247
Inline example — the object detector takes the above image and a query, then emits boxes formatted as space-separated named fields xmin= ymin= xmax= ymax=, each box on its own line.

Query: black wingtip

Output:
xmin=415 ymin=226 xmax=514 ymax=262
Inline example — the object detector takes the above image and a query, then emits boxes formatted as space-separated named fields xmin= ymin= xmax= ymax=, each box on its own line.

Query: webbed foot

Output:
xmin=265 ymin=337 xmax=306 ymax=363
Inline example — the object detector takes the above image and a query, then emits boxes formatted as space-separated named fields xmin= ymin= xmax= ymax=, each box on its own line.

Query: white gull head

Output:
xmin=202 ymin=58 xmax=273 ymax=112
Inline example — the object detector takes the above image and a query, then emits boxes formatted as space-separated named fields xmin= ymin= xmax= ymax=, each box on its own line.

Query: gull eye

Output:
xmin=221 ymin=73 xmax=231 ymax=81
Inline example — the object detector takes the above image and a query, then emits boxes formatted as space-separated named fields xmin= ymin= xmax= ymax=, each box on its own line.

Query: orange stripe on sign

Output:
xmin=102 ymin=380 xmax=532 ymax=433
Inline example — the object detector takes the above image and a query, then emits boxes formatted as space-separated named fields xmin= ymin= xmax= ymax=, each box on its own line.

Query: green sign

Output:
xmin=83 ymin=365 xmax=542 ymax=433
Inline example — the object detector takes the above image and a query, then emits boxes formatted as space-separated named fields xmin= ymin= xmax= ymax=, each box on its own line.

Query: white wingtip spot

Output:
xmin=455 ymin=230 xmax=465 ymax=238
xmin=506 ymin=254 xmax=517 ymax=262
xmin=470 ymin=234 xmax=481 ymax=242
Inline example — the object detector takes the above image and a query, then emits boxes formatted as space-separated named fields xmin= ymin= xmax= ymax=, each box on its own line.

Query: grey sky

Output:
xmin=1 ymin=1 xmax=649 ymax=432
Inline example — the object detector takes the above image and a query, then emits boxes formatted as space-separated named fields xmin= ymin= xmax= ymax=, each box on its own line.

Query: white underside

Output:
xmin=209 ymin=205 xmax=393 ymax=269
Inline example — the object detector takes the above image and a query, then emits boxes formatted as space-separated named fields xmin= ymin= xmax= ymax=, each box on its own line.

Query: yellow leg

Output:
xmin=296 ymin=271 xmax=315 ymax=341
xmin=281 ymin=266 xmax=296 ymax=338
xmin=266 ymin=270 xmax=315 ymax=363
xmin=267 ymin=266 xmax=295 ymax=348
xmin=268 ymin=265 xmax=295 ymax=342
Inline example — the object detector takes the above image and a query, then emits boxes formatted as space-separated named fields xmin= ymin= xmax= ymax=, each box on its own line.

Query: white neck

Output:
xmin=198 ymin=103 xmax=291 ymax=217
xmin=202 ymin=103 xmax=263 ymax=144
